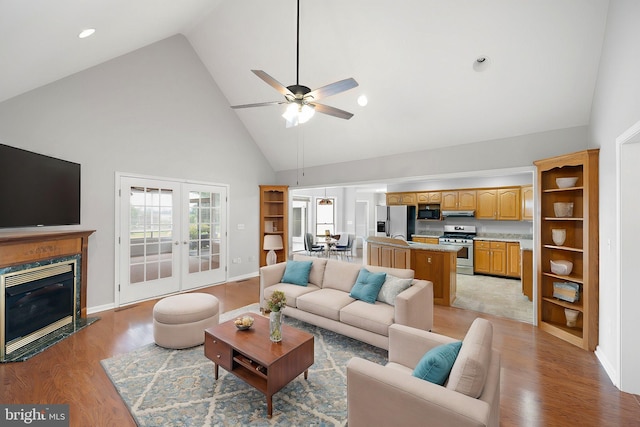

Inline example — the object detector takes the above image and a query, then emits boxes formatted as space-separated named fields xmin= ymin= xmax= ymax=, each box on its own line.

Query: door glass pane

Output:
xmin=129 ymin=186 xmax=174 ymax=284
xmin=188 ymin=191 xmax=221 ymax=274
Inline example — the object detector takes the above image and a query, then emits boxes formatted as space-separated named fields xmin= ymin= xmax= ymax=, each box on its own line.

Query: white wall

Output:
xmin=588 ymin=0 xmax=640 ymax=394
xmin=0 ymin=35 xmax=275 ymax=311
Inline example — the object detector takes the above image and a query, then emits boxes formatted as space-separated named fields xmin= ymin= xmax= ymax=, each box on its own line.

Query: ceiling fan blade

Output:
xmin=310 ymin=103 xmax=354 ymax=120
xmin=231 ymin=101 xmax=287 ymax=109
xmin=251 ymin=70 xmax=294 ymax=97
xmin=305 ymin=78 xmax=359 ymax=101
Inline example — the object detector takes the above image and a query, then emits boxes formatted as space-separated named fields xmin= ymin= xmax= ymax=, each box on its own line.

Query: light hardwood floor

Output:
xmin=1 ymin=276 xmax=639 ymax=426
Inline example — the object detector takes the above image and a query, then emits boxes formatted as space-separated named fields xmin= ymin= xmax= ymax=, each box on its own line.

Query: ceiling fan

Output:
xmin=230 ymin=0 xmax=358 ymax=127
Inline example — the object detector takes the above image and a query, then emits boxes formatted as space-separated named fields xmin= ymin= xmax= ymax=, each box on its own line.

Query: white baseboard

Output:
xmin=595 ymin=345 xmax=619 ymax=389
xmin=87 ymin=303 xmax=115 ymax=315
xmin=227 ymin=271 xmax=259 ymax=282
xmin=86 ymin=272 xmax=257 ymax=315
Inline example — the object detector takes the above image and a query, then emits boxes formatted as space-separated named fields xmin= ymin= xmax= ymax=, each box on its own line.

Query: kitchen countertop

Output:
xmin=366 ymin=236 xmax=460 ymax=253
xmin=412 ymin=233 xmax=442 ymax=238
xmin=474 ymin=233 xmax=533 ymax=250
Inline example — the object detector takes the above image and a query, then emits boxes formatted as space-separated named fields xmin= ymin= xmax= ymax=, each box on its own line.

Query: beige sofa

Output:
xmin=259 ymin=254 xmax=433 ymax=350
xmin=347 ymin=318 xmax=500 ymax=427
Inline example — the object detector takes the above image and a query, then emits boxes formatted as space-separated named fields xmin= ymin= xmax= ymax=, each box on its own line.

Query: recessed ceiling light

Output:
xmin=357 ymin=95 xmax=368 ymax=107
xmin=78 ymin=28 xmax=96 ymax=39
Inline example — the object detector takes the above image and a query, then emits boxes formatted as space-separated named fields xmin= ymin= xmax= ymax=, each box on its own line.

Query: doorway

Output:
xmin=291 ymin=198 xmax=309 ymax=253
xmin=116 ymin=175 xmax=227 ymax=305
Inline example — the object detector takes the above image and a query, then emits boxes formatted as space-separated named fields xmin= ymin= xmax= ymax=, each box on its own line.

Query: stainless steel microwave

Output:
xmin=417 ymin=208 xmax=440 ymax=220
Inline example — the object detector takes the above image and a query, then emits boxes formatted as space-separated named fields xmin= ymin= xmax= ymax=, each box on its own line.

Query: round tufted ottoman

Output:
xmin=153 ymin=293 xmax=220 ymax=349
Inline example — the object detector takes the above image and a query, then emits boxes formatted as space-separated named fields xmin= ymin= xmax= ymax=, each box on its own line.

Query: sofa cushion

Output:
xmin=296 ymin=288 xmax=354 ymax=321
xmin=264 ymin=283 xmax=320 ymax=309
xmin=446 ymin=318 xmax=493 ymax=398
xmin=412 ymin=341 xmax=462 ymax=385
xmin=293 ymin=254 xmax=327 ymax=287
xmin=340 ymin=300 xmax=394 ymax=336
xmin=350 ymin=268 xmax=387 ymax=304
xmin=281 ymin=260 xmax=313 ymax=286
xmin=364 ymin=265 xmax=415 ymax=279
xmin=322 ymin=259 xmax=361 ymax=292
xmin=377 ymin=274 xmax=413 ymax=306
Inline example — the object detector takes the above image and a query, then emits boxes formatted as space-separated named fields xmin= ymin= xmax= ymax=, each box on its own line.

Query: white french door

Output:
xmin=118 ymin=176 xmax=227 ymax=305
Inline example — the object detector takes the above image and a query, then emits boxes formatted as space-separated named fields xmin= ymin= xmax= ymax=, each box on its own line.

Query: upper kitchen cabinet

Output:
xmin=416 ymin=192 xmax=441 ymax=204
xmin=441 ymin=190 xmax=476 ymax=210
xmin=476 ymin=188 xmax=521 ymax=220
xmin=386 ymin=192 xmax=416 ymax=205
xmin=534 ymin=149 xmax=599 ymax=351
xmin=521 ymin=186 xmax=534 ymax=221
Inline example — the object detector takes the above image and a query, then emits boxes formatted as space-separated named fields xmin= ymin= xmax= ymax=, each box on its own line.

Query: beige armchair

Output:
xmin=347 ymin=318 xmax=500 ymax=427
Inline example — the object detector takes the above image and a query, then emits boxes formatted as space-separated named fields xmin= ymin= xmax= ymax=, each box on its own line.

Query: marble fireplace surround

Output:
xmin=0 ymin=230 xmax=95 ymax=362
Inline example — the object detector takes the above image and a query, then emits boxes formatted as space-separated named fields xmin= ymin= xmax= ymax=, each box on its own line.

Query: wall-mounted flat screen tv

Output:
xmin=0 ymin=144 xmax=81 ymax=228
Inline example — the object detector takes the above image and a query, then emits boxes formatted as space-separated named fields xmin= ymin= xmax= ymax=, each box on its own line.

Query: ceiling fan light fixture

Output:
xmin=282 ymin=103 xmax=315 ymax=127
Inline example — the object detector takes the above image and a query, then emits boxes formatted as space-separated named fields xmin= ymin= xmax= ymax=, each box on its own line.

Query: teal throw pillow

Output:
xmin=349 ymin=268 xmax=387 ymax=304
xmin=412 ymin=341 xmax=463 ymax=385
xmin=281 ymin=260 xmax=313 ymax=286
xmin=377 ymin=274 xmax=413 ymax=306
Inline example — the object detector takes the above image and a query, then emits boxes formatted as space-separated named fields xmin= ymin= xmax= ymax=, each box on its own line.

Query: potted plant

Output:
xmin=268 ymin=291 xmax=286 ymax=342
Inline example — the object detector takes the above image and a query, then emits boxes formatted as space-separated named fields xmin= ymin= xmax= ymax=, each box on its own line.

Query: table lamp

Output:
xmin=263 ymin=235 xmax=283 ymax=265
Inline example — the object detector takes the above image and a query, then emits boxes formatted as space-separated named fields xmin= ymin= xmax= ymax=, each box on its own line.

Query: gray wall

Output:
xmin=588 ymin=0 xmax=640 ymax=394
xmin=275 ymin=126 xmax=587 ymax=186
xmin=0 ymin=35 xmax=275 ymax=311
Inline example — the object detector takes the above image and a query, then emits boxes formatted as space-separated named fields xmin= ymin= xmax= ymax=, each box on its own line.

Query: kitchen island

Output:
xmin=366 ymin=236 xmax=460 ymax=306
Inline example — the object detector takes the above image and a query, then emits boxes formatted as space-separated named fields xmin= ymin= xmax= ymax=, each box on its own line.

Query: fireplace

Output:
xmin=0 ymin=230 xmax=94 ymax=362
xmin=2 ymin=259 xmax=78 ymax=357
xmin=1 ymin=257 xmax=79 ymax=359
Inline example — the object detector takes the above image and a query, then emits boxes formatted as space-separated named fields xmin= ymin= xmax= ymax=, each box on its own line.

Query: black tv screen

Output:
xmin=0 ymin=144 xmax=81 ymax=228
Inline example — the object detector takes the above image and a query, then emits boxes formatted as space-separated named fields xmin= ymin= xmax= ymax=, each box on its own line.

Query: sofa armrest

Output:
xmin=347 ymin=357 xmax=492 ymax=427
xmin=259 ymin=262 xmax=287 ymax=310
xmin=394 ymin=279 xmax=434 ymax=332
xmin=388 ymin=324 xmax=458 ymax=368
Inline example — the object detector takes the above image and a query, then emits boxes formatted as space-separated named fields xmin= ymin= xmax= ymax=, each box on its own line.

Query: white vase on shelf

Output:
xmin=552 ymin=229 xmax=566 ymax=246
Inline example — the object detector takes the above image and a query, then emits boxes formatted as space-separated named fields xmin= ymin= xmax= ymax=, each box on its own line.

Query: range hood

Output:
xmin=441 ymin=210 xmax=475 ymax=218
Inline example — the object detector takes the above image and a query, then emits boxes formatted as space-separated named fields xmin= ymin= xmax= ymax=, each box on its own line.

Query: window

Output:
xmin=315 ymin=198 xmax=335 ymax=236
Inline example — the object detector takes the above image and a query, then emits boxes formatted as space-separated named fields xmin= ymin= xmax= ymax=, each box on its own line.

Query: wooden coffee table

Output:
xmin=204 ymin=313 xmax=314 ymax=418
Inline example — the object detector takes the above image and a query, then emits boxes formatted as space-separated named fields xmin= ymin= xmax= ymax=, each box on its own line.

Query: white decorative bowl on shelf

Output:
xmin=550 ymin=260 xmax=573 ymax=276
xmin=551 ymin=229 xmax=566 ymax=246
xmin=556 ymin=177 xmax=578 ymax=188
xmin=553 ymin=202 xmax=574 ymax=218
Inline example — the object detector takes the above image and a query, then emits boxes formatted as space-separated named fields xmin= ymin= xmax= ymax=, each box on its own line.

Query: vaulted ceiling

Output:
xmin=0 ymin=0 xmax=609 ymax=172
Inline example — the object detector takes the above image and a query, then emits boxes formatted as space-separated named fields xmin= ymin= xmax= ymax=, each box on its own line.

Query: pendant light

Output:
xmin=319 ymin=188 xmax=333 ymax=205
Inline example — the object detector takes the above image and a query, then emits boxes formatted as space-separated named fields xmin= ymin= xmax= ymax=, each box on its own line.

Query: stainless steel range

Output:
xmin=439 ymin=225 xmax=476 ymax=275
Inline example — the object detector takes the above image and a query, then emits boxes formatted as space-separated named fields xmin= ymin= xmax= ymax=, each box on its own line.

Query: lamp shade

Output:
xmin=263 ymin=235 xmax=283 ymax=250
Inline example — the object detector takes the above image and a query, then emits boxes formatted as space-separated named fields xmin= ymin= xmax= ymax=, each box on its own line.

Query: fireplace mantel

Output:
xmin=0 ymin=230 xmax=95 ymax=317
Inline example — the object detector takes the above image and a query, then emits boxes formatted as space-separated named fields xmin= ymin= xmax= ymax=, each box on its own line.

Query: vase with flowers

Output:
xmin=267 ymin=290 xmax=286 ymax=342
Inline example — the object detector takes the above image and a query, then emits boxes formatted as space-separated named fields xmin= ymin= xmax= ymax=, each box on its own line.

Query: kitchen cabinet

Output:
xmin=412 ymin=249 xmax=457 ymax=306
xmin=416 ymin=192 xmax=441 ymax=204
xmin=521 ymin=185 xmax=534 ymax=221
xmin=534 ymin=149 xmax=599 ymax=351
xmin=507 ymin=242 xmax=521 ymax=278
xmin=386 ymin=192 xmax=416 ymax=206
xmin=368 ymin=242 xmax=410 ymax=269
xmin=259 ymin=185 xmax=288 ymax=267
xmin=475 ymin=188 xmax=521 ymax=220
xmin=412 ymin=236 xmax=440 ymax=245
xmin=521 ymin=249 xmax=533 ymax=301
xmin=441 ymin=190 xmax=476 ymax=210
xmin=474 ymin=240 xmax=507 ymax=276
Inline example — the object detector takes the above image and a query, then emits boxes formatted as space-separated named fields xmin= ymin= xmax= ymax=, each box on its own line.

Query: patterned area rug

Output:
xmin=452 ymin=274 xmax=534 ymax=324
xmin=101 ymin=304 xmax=388 ymax=426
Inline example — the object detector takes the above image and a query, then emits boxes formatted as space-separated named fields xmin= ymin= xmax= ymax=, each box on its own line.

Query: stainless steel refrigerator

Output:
xmin=375 ymin=205 xmax=416 ymax=240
